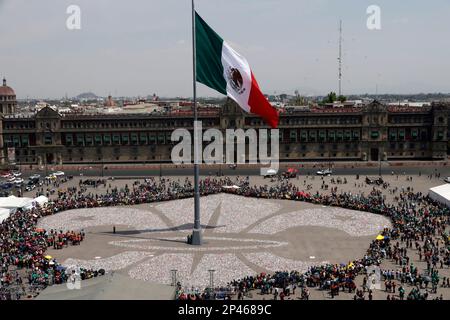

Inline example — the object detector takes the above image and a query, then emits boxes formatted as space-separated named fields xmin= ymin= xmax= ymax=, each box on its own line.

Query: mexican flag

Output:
xmin=195 ymin=12 xmax=279 ymax=129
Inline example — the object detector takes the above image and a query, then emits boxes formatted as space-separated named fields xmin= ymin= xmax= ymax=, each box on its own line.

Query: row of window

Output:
xmin=388 ymin=142 xmax=428 ymax=150
xmin=4 ymin=135 xmax=30 ymax=148
xmin=63 ymin=132 xmax=175 ymax=146
xmin=276 ymin=117 xmax=361 ymax=126
xmin=4 ymin=122 xmax=35 ymax=130
xmin=282 ymin=152 xmax=360 ymax=158
xmin=389 ymin=116 xmax=432 ymax=124
xmin=283 ymin=130 xmax=361 ymax=142
xmin=388 ymin=129 xmax=433 ymax=141
xmin=61 ymin=120 xmax=217 ymax=130
xmin=284 ymin=143 xmax=360 ymax=152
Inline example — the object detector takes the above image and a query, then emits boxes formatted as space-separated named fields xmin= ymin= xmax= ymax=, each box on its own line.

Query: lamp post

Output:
xmin=171 ymin=269 xmax=178 ymax=287
xmin=208 ymin=269 xmax=215 ymax=291
xmin=378 ymin=149 xmax=383 ymax=177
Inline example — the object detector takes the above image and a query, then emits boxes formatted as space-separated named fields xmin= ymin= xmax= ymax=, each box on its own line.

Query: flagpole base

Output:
xmin=189 ymin=229 xmax=202 ymax=245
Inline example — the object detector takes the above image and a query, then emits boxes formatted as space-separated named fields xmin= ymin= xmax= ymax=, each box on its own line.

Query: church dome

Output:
xmin=0 ymin=78 xmax=15 ymax=96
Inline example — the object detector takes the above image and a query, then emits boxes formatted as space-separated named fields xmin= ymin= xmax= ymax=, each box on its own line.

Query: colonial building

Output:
xmin=0 ymin=80 xmax=449 ymax=165
xmin=0 ymin=78 xmax=16 ymax=115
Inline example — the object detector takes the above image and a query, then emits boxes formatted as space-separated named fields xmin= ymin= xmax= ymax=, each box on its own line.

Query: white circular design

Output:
xmin=39 ymin=194 xmax=391 ymax=289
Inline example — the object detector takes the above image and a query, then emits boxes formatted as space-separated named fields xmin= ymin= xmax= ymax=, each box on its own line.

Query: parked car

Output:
xmin=30 ymin=174 xmax=41 ymax=180
xmin=365 ymin=176 xmax=384 ymax=185
xmin=316 ymin=169 xmax=332 ymax=176
xmin=0 ymin=182 xmax=13 ymax=190
xmin=14 ymin=178 xmax=24 ymax=184
xmin=1 ymin=172 xmax=12 ymax=178
xmin=25 ymin=184 xmax=36 ymax=191
xmin=283 ymin=168 xmax=299 ymax=178
xmin=263 ymin=169 xmax=278 ymax=179
xmin=12 ymin=171 xmax=22 ymax=177
xmin=52 ymin=171 xmax=65 ymax=176
xmin=444 ymin=177 xmax=450 ymax=183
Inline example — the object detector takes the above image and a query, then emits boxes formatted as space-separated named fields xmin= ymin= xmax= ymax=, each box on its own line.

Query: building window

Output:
xmin=103 ymin=134 xmax=111 ymax=145
xmin=300 ymin=131 xmax=307 ymax=142
xmin=149 ymin=134 xmax=157 ymax=144
xmin=76 ymin=134 xmax=84 ymax=146
xmin=112 ymin=134 xmax=121 ymax=145
xmin=371 ymin=131 xmax=379 ymax=139
xmin=21 ymin=135 xmax=29 ymax=147
xmin=290 ymin=130 xmax=297 ymax=143
xmin=328 ymin=131 xmax=335 ymax=142
xmin=319 ymin=131 xmax=326 ymax=142
xmin=131 ymin=133 xmax=138 ymax=145
xmin=65 ymin=134 xmax=73 ymax=146
xmin=158 ymin=134 xmax=165 ymax=144
xmin=85 ymin=135 xmax=93 ymax=146
xmin=140 ymin=133 xmax=148 ymax=145
xmin=344 ymin=131 xmax=351 ymax=141
xmin=121 ymin=134 xmax=129 ymax=145
xmin=94 ymin=135 xmax=102 ymax=145
xmin=44 ymin=133 xmax=53 ymax=145
xmin=389 ymin=130 xmax=397 ymax=141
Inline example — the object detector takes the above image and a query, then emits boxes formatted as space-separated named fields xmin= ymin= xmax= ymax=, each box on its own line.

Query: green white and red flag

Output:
xmin=195 ymin=12 xmax=279 ymax=128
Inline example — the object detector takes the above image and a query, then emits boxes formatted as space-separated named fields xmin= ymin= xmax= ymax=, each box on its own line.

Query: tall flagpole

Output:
xmin=191 ymin=0 xmax=202 ymax=245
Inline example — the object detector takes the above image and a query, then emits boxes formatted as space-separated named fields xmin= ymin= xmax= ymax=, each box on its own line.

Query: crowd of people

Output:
xmin=1 ymin=172 xmax=449 ymax=300
xmin=178 ymin=176 xmax=450 ymax=300
xmin=0 ymin=176 xmax=235 ymax=300
xmin=0 ymin=206 xmax=80 ymax=300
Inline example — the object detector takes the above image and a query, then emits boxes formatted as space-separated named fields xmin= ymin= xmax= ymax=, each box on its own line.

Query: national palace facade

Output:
xmin=1 ymin=100 xmax=450 ymax=166
xmin=1 ymin=80 xmax=450 ymax=165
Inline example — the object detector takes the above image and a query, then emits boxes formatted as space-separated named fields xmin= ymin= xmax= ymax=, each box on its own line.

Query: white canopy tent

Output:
xmin=428 ymin=184 xmax=450 ymax=207
xmin=0 ymin=195 xmax=34 ymax=210
xmin=23 ymin=195 xmax=49 ymax=210
xmin=222 ymin=185 xmax=240 ymax=190
xmin=0 ymin=208 xmax=10 ymax=223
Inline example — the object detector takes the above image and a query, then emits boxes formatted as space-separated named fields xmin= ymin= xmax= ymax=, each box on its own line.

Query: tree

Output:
xmin=322 ymin=92 xmax=337 ymax=104
xmin=338 ymin=95 xmax=347 ymax=103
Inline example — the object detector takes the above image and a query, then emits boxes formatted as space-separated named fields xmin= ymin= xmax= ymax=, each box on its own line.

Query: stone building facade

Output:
xmin=1 ymin=98 xmax=449 ymax=165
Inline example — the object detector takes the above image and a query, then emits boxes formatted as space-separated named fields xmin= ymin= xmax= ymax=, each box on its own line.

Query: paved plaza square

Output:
xmin=38 ymin=193 xmax=391 ymax=289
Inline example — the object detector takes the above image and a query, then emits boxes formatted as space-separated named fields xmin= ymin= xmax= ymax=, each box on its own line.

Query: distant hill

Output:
xmin=75 ymin=92 xmax=99 ymax=100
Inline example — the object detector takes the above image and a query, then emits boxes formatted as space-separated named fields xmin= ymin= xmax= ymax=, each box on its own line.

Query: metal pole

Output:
xmin=378 ymin=146 xmax=382 ymax=177
xmin=339 ymin=20 xmax=342 ymax=97
xmin=379 ymin=153 xmax=382 ymax=177
xmin=209 ymin=269 xmax=215 ymax=289
xmin=190 ymin=0 xmax=202 ymax=245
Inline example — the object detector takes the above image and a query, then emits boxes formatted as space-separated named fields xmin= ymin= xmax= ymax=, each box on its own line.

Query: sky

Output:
xmin=0 ymin=0 xmax=450 ymax=99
